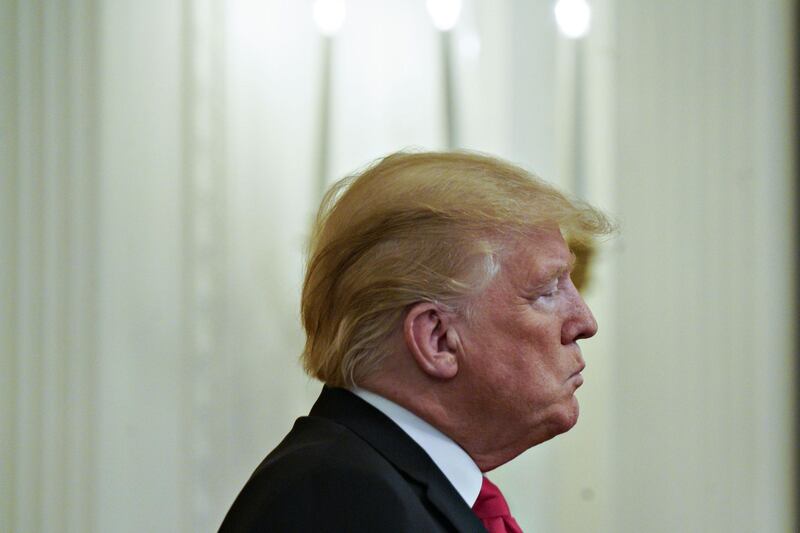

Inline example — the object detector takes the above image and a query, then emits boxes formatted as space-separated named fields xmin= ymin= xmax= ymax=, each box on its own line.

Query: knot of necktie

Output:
xmin=471 ymin=477 xmax=523 ymax=533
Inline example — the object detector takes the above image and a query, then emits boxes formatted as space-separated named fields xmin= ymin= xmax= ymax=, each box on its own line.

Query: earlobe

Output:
xmin=404 ymin=302 xmax=460 ymax=380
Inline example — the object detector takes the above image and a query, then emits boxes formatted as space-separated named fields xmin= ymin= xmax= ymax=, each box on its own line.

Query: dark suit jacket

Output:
xmin=219 ymin=386 xmax=488 ymax=532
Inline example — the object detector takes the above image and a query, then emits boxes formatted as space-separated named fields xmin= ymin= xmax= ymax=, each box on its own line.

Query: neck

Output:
xmin=359 ymin=372 xmax=535 ymax=472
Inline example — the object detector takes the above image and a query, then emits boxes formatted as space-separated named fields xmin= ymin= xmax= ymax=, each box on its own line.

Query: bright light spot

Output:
xmin=554 ymin=0 xmax=591 ymax=39
xmin=313 ymin=0 xmax=346 ymax=36
xmin=426 ymin=0 xmax=462 ymax=31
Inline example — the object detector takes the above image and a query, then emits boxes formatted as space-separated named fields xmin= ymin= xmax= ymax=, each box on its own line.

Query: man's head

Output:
xmin=302 ymin=150 xmax=610 ymax=382
xmin=300 ymin=151 xmax=612 ymax=465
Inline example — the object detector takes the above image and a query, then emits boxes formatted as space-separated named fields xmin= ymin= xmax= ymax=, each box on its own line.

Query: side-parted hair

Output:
xmin=301 ymin=151 xmax=614 ymax=387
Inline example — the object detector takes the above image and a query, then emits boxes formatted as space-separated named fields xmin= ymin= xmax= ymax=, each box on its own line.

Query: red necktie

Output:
xmin=471 ymin=476 xmax=523 ymax=533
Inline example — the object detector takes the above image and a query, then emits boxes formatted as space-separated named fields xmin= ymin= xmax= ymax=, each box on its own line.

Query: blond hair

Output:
xmin=301 ymin=151 xmax=613 ymax=387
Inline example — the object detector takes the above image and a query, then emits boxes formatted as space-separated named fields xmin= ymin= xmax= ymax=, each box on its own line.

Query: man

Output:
xmin=220 ymin=151 xmax=613 ymax=532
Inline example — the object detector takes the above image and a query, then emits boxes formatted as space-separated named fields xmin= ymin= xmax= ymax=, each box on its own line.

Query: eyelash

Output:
xmin=539 ymin=274 xmax=568 ymax=299
xmin=540 ymin=286 xmax=559 ymax=298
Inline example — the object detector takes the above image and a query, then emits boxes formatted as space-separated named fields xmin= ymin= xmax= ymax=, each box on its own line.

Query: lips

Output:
xmin=568 ymin=362 xmax=586 ymax=385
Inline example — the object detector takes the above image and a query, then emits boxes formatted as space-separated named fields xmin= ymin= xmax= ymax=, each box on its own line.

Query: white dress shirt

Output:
xmin=352 ymin=387 xmax=483 ymax=506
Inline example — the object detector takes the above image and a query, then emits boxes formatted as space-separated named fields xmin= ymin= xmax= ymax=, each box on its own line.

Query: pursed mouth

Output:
xmin=567 ymin=362 xmax=586 ymax=383
xmin=571 ymin=362 xmax=586 ymax=377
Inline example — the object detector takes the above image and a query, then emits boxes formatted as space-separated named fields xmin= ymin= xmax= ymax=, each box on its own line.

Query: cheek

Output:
xmin=462 ymin=302 xmax=562 ymax=372
xmin=508 ymin=319 xmax=570 ymax=385
xmin=509 ymin=313 xmax=559 ymax=352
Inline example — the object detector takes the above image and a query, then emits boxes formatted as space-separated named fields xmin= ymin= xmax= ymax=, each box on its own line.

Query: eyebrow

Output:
xmin=544 ymin=251 xmax=576 ymax=279
xmin=528 ymin=252 xmax=577 ymax=290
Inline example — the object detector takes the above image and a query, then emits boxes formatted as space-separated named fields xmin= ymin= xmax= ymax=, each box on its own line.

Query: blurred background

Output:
xmin=1 ymin=0 xmax=797 ymax=531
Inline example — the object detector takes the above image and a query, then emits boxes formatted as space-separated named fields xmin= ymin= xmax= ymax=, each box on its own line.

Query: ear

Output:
xmin=403 ymin=302 xmax=460 ymax=380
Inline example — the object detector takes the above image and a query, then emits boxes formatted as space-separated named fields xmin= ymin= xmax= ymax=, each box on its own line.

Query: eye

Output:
xmin=538 ymin=280 xmax=560 ymax=299
xmin=536 ymin=272 xmax=572 ymax=300
xmin=540 ymin=287 xmax=559 ymax=298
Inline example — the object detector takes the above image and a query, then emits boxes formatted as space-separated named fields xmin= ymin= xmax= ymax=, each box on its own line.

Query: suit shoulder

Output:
xmin=220 ymin=416 xmax=438 ymax=532
xmin=257 ymin=415 xmax=390 ymax=473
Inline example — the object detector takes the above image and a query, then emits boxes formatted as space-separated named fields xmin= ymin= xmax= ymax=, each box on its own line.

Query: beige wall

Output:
xmin=2 ymin=1 xmax=795 ymax=532
xmin=608 ymin=2 xmax=795 ymax=532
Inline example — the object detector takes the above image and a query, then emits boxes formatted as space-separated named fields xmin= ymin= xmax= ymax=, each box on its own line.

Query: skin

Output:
xmin=363 ymin=227 xmax=598 ymax=471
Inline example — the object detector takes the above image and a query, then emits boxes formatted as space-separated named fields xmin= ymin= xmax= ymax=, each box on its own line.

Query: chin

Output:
xmin=522 ymin=397 xmax=582 ymax=449
xmin=551 ymin=398 xmax=581 ymax=435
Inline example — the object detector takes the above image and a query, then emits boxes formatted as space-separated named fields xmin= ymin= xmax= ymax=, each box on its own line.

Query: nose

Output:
xmin=562 ymin=288 xmax=598 ymax=344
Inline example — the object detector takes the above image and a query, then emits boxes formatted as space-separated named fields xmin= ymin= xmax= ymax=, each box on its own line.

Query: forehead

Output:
xmin=502 ymin=229 xmax=574 ymax=282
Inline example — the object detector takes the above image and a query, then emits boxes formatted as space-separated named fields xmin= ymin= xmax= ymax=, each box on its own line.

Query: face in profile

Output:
xmin=455 ymin=227 xmax=598 ymax=455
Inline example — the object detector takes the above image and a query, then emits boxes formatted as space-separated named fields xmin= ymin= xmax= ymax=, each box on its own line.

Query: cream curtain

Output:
xmin=1 ymin=1 xmax=794 ymax=532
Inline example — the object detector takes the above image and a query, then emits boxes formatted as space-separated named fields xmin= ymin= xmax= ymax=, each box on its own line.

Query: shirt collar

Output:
xmin=352 ymin=387 xmax=483 ymax=506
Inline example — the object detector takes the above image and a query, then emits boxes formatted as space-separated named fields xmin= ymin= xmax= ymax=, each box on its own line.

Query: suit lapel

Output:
xmin=309 ymin=386 xmax=487 ymax=533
